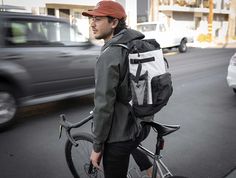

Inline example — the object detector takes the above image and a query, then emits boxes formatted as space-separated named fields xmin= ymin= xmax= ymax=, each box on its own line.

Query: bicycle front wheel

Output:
xmin=65 ymin=132 xmax=104 ymax=178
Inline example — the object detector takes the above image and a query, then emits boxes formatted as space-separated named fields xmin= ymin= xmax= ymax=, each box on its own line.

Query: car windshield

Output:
xmin=137 ymin=24 xmax=157 ymax=32
xmin=4 ymin=19 xmax=88 ymax=46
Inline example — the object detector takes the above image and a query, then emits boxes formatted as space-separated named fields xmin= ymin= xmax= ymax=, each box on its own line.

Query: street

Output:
xmin=0 ymin=46 xmax=236 ymax=178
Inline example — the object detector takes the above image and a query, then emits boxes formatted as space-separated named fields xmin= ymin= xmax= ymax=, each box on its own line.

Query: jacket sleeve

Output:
xmin=92 ymin=48 xmax=121 ymax=152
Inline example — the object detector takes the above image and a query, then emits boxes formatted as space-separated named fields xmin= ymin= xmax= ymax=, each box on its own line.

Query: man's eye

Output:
xmin=89 ymin=17 xmax=102 ymax=22
xmin=94 ymin=17 xmax=102 ymax=21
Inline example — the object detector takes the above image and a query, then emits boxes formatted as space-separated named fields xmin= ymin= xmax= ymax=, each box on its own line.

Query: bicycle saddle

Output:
xmin=142 ymin=121 xmax=180 ymax=137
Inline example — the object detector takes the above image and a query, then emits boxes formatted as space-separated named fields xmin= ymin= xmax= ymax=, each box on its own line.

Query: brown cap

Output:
xmin=82 ymin=1 xmax=127 ymax=20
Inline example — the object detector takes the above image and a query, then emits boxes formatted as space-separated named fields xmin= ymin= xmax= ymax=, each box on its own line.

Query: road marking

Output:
xmin=164 ymin=51 xmax=178 ymax=56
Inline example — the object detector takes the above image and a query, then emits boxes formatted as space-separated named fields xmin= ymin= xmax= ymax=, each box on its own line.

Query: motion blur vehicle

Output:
xmin=0 ymin=9 xmax=100 ymax=130
xmin=227 ymin=53 xmax=236 ymax=94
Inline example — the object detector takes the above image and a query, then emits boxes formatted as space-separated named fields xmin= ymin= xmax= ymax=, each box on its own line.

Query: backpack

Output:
xmin=116 ymin=39 xmax=173 ymax=118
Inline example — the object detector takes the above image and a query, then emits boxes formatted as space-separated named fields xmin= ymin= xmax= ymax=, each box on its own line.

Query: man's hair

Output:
xmin=107 ymin=16 xmax=127 ymax=35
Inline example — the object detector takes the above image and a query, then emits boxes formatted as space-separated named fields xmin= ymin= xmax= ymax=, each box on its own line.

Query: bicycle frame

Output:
xmin=138 ymin=145 xmax=173 ymax=178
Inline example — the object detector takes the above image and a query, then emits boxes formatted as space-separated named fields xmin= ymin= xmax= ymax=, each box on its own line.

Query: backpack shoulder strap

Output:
xmin=113 ymin=44 xmax=129 ymax=50
xmin=111 ymin=43 xmax=130 ymax=83
xmin=164 ymin=57 xmax=169 ymax=68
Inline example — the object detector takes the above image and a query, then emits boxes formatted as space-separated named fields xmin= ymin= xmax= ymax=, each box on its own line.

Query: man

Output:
xmin=82 ymin=1 xmax=153 ymax=178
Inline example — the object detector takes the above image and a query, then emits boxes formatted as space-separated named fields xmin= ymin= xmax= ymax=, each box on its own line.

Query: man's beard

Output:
xmin=94 ymin=30 xmax=113 ymax=40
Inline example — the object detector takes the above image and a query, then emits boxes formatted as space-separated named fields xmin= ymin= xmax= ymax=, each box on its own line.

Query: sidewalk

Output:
xmin=188 ymin=39 xmax=236 ymax=49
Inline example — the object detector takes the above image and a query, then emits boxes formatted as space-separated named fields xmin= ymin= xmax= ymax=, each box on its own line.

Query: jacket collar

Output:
xmin=101 ymin=28 xmax=144 ymax=52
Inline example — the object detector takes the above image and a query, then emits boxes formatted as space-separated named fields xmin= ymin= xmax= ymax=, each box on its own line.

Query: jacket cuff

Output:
xmin=93 ymin=143 xmax=103 ymax=153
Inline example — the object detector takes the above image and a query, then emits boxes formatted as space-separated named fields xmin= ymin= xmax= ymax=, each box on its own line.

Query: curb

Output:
xmin=188 ymin=41 xmax=236 ymax=48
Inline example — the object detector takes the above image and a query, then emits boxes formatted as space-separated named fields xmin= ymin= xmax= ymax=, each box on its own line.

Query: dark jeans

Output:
xmin=102 ymin=125 xmax=152 ymax=178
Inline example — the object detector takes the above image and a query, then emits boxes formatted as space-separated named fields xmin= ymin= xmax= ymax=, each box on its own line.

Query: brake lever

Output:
xmin=58 ymin=114 xmax=66 ymax=139
xmin=66 ymin=131 xmax=78 ymax=147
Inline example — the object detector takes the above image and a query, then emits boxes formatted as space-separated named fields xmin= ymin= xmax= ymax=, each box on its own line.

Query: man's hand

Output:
xmin=90 ymin=149 xmax=102 ymax=169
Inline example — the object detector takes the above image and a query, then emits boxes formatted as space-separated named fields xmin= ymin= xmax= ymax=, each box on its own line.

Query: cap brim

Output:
xmin=82 ymin=10 xmax=107 ymax=17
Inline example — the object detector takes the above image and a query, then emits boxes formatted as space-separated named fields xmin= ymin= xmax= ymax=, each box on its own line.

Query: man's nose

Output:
xmin=90 ymin=20 xmax=95 ymax=27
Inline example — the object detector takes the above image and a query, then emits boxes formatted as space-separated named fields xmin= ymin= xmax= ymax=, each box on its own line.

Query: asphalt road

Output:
xmin=0 ymin=46 xmax=236 ymax=178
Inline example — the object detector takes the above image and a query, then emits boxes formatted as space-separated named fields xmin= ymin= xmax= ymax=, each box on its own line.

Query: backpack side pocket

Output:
xmin=151 ymin=72 xmax=173 ymax=105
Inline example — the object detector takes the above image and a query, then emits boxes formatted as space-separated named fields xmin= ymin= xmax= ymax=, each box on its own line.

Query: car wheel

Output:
xmin=178 ymin=39 xmax=187 ymax=53
xmin=0 ymin=84 xmax=17 ymax=131
xmin=233 ymin=88 xmax=236 ymax=94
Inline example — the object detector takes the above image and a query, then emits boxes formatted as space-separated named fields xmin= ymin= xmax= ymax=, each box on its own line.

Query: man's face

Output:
xmin=89 ymin=16 xmax=117 ymax=41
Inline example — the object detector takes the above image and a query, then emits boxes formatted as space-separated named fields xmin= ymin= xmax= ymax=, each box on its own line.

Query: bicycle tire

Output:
xmin=65 ymin=132 xmax=104 ymax=178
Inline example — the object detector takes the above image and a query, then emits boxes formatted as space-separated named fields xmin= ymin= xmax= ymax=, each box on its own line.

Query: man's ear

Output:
xmin=111 ymin=19 xmax=119 ymax=29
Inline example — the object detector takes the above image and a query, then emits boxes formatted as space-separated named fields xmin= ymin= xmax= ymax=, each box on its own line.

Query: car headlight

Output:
xmin=230 ymin=54 xmax=236 ymax=66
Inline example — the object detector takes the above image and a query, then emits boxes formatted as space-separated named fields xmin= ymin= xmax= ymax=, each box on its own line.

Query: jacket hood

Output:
xmin=102 ymin=28 xmax=144 ymax=51
xmin=115 ymin=28 xmax=144 ymax=44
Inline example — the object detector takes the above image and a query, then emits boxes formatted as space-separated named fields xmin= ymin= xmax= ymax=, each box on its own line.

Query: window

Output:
xmin=5 ymin=19 xmax=88 ymax=46
xmin=42 ymin=21 xmax=88 ymax=45
xmin=203 ymin=0 xmax=209 ymax=8
xmin=137 ymin=24 xmax=157 ymax=32
xmin=47 ymin=8 xmax=55 ymax=16
xmin=59 ymin=9 xmax=70 ymax=20
xmin=73 ymin=12 xmax=82 ymax=19
xmin=9 ymin=22 xmax=27 ymax=44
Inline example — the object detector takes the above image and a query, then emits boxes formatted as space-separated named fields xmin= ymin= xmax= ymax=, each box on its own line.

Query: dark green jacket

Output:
xmin=92 ymin=28 xmax=146 ymax=152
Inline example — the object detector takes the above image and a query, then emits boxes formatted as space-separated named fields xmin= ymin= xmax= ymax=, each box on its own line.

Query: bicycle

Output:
xmin=59 ymin=113 xmax=187 ymax=178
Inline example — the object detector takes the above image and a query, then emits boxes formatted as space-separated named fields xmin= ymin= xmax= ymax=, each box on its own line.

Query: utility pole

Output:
xmin=208 ymin=0 xmax=214 ymax=42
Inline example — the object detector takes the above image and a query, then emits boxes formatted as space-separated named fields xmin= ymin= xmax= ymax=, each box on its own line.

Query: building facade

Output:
xmin=2 ymin=0 xmax=236 ymax=42
xmin=137 ymin=0 xmax=235 ymax=42
xmin=2 ymin=0 xmax=137 ymax=38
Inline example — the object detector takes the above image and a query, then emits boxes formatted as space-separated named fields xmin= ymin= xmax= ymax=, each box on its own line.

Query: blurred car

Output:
xmin=227 ymin=53 xmax=236 ymax=94
xmin=0 ymin=11 xmax=100 ymax=130
xmin=137 ymin=21 xmax=194 ymax=53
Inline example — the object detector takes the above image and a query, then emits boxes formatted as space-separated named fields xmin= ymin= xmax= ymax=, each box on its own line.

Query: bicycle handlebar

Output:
xmin=59 ymin=113 xmax=94 ymax=146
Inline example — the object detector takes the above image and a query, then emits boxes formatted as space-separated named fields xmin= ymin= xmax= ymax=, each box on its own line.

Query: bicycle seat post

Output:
xmin=152 ymin=154 xmax=159 ymax=178
xmin=155 ymin=135 xmax=164 ymax=156
xmin=150 ymin=134 xmax=164 ymax=178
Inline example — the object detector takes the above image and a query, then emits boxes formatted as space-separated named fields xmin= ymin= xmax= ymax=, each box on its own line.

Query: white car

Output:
xmin=227 ymin=53 xmax=236 ymax=93
xmin=137 ymin=22 xmax=194 ymax=53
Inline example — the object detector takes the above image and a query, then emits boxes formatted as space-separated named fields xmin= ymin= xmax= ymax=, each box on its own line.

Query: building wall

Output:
xmin=172 ymin=12 xmax=194 ymax=29
xmin=3 ymin=0 xmax=99 ymax=10
xmin=3 ymin=0 xmax=235 ymax=41
xmin=3 ymin=0 xmax=137 ymax=38
xmin=123 ymin=0 xmax=137 ymax=28
xmin=137 ymin=0 xmax=233 ymax=42
xmin=228 ymin=0 xmax=236 ymax=38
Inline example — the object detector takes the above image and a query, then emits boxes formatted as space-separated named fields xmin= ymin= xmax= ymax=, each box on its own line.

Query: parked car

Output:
xmin=226 ymin=53 xmax=236 ymax=94
xmin=136 ymin=21 xmax=194 ymax=53
xmin=0 ymin=11 xmax=100 ymax=130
